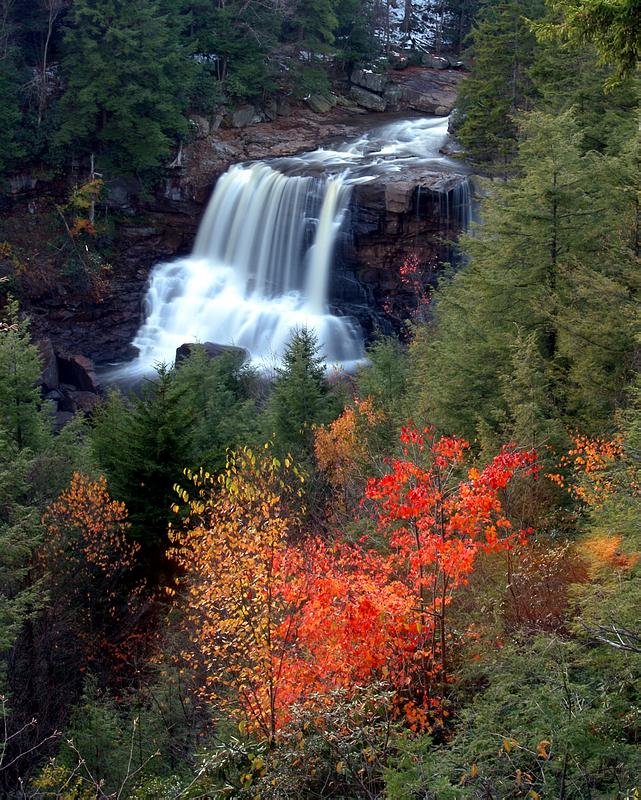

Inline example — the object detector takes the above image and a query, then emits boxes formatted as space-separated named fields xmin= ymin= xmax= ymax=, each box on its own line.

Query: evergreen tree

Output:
xmin=0 ymin=50 xmax=23 ymax=177
xmin=54 ymin=0 xmax=192 ymax=176
xmin=171 ymin=346 xmax=259 ymax=473
xmin=357 ymin=336 xmax=409 ymax=429
xmin=454 ymin=0 xmax=543 ymax=166
xmin=530 ymin=33 xmax=640 ymax=155
xmin=0 ymin=303 xmax=88 ymax=687
xmin=91 ymin=366 xmax=195 ymax=571
xmin=178 ymin=0 xmax=281 ymax=104
xmin=294 ymin=0 xmax=339 ymax=54
xmin=412 ymin=111 xmax=637 ymax=440
xmin=0 ymin=300 xmax=47 ymax=451
xmin=266 ymin=328 xmax=340 ymax=464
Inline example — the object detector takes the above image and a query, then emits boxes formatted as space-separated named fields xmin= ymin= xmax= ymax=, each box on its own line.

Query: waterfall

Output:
xmin=125 ymin=163 xmax=363 ymax=375
xmin=113 ymin=114 xmax=473 ymax=380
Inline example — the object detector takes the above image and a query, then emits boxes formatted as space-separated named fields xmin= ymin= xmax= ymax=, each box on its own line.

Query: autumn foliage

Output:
xmin=41 ymin=472 xmax=143 ymax=672
xmin=171 ymin=429 xmax=537 ymax=739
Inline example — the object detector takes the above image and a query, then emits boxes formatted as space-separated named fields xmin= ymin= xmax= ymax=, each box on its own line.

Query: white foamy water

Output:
xmin=110 ymin=115 xmax=469 ymax=379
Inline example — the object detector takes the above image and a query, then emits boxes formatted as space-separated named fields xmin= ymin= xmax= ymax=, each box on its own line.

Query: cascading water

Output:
xmin=117 ymin=115 xmax=472 ymax=378
xmin=127 ymin=165 xmax=360 ymax=374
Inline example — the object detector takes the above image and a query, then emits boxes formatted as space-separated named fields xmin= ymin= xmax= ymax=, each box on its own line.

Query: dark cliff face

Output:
xmin=23 ymin=170 xmax=471 ymax=365
xmin=9 ymin=68 xmax=469 ymax=365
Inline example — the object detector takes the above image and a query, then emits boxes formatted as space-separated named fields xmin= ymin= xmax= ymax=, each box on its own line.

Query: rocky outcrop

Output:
xmin=348 ymin=65 xmax=463 ymax=115
xmin=347 ymin=170 xmax=471 ymax=319
xmin=349 ymin=86 xmax=387 ymax=112
xmin=35 ymin=344 xmax=102 ymax=426
xmin=389 ymin=67 xmax=462 ymax=115
xmin=175 ymin=342 xmax=249 ymax=365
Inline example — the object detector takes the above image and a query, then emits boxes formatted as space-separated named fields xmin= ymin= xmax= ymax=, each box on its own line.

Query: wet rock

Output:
xmin=350 ymin=86 xmax=386 ymax=112
xmin=385 ymin=181 xmax=415 ymax=214
xmin=175 ymin=342 xmax=249 ymax=365
xmin=383 ymin=84 xmax=403 ymax=110
xmin=57 ymin=353 xmax=101 ymax=393
xmin=37 ymin=337 xmax=59 ymax=390
xmin=350 ymin=68 xmax=388 ymax=94
xmin=435 ymin=105 xmax=449 ymax=116
xmin=390 ymin=66 xmax=463 ymax=116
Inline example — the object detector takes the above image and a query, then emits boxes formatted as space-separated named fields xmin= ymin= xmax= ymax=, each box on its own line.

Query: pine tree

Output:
xmin=266 ymin=328 xmax=340 ymax=464
xmin=91 ymin=366 xmax=195 ymax=571
xmin=54 ymin=0 xmax=192 ymax=176
xmin=412 ymin=111 xmax=637 ymax=440
xmin=171 ymin=346 xmax=259 ymax=473
xmin=0 ymin=51 xmax=23 ymax=176
xmin=454 ymin=0 xmax=543 ymax=166
xmin=0 ymin=300 xmax=46 ymax=451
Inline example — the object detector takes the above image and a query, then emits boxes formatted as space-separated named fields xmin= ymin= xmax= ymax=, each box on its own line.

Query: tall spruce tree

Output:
xmin=266 ymin=328 xmax=340 ymax=465
xmin=54 ymin=0 xmax=192 ymax=176
xmin=454 ymin=0 xmax=543 ymax=166
xmin=411 ymin=111 xmax=638 ymax=440
xmin=91 ymin=366 xmax=195 ymax=573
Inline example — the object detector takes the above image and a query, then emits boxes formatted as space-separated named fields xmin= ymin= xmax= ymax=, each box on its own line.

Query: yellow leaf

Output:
xmin=536 ymin=740 xmax=551 ymax=760
xmin=470 ymin=763 xmax=479 ymax=778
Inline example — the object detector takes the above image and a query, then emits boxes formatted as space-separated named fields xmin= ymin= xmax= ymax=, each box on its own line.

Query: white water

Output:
xmin=114 ymin=115 xmax=469 ymax=378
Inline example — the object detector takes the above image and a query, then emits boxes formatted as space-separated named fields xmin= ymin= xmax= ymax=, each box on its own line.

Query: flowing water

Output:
xmin=112 ymin=115 xmax=470 ymax=378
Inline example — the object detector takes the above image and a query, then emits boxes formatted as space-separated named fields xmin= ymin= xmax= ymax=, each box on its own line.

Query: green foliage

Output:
xmin=412 ymin=110 xmax=638 ymax=440
xmin=358 ymin=336 xmax=409 ymax=418
xmin=171 ymin=346 xmax=259 ymax=473
xmin=386 ymin=635 xmax=641 ymax=798
xmin=0 ymin=302 xmax=89 ymax=688
xmin=0 ymin=52 xmax=23 ymax=176
xmin=0 ymin=299 xmax=47 ymax=450
xmin=91 ymin=366 xmax=194 ymax=566
xmin=530 ymin=36 xmax=640 ymax=154
xmin=538 ymin=0 xmax=641 ymax=81
xmin=294 ymin=0 xmax=340 ymax=53
xmin=454 ymin=0 xmax=544 ymax=165
xmin=92 ymin=353 xmax=259 ymax=571
xmin=54 ymin=0 xmax=192 ymax=176
xmin=266 ymin=328 xmax=341 ymax=464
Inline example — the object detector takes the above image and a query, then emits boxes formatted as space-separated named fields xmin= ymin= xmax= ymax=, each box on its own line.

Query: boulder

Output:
xmin=385 ymin=181 xmax=415 ymax=214
xmin=306 ymin=94 xmax=333 ymax=114
xmin=421 ymin=54 xmax=449 ymax=70
xmin=230 ymin=105 xmax=259 ymax=128
xmin=175 ymin=342 xmax=249 ymax=366
xmin=350 ymin=86 xmax=386 ymax=112
xmin=383 ymin=84 xmax=403 ymax=110
xmin=350 ymin=68 xmax=388 ymax=94
xmin=37 ymin=337 xmax=59 ymax=390
xmin=57 ymin=353 xmax=101 ymax=393
xmin=434 ymin=105 xmax=449 ymax=116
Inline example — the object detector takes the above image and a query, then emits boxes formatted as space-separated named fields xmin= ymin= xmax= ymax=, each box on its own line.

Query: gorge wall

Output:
xmin=5 ymin=67 xmax=468 ymax=367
